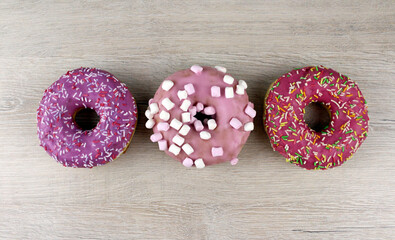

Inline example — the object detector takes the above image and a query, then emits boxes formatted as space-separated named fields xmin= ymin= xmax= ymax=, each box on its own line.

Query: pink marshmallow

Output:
xmin=230 ymin=117 xmax=242 ymax=129
xmin=190 ymin=116 xmax=197 ymax=123
xmin=184 ymin=83 xmax=195 ymax=95
xmin=190 ymin=65 xmax=203 ymax=74
xmin=230 ymin=158 xmax=239 ymax=165
xmin=204 ymin=106 xmax=216 ymax=115
xmin=189 ymin=106 xmax=197 ymax=116
xmin=157 ymin=122 xmax=170 ymax=131
xmin=211 ymin=147 xmax=224 ymax=157
xmin=148 ymin=98 xmax=154 ymax=105
xmin=196 ymin=102 xmax=204 ymax=112
xmin=211 ymin=86 xmax=221 ymax=97
xmin=194 ymin=120 xmax=204 ymax=131
xmin=158 ymin=140 xmax=167 ymax=151
xmin=150 ymin=132 xmax=163 ymax=142
xmin=183 ymin=158 xmax=194 ymax=167
xmin=244 ymin=105 xmax=256 ymax=118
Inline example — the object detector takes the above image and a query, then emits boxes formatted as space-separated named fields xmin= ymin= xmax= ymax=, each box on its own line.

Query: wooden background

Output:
xmin=1 ymin=1 xmax=394 ymax=239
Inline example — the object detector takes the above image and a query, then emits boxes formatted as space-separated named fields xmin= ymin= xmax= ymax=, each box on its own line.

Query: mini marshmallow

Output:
xmin=203 ymin=106 xmax=216 ymax=115
xmin=190 ymin=65 xmax=203 ymax=74
xmin=159 ymin=111 xmax=170 ymax=121
xmin=161 ymin=97 xmax=175 ymax=110
xmin=223 ymin=75 xmax=234 ymax=84
xmin=180 ymin=99 xmax=192 ymax=111
xmin=207 ymin=119 xmax=217 ymax=130
xmin=157 ymin=122 xmax=170 ymax=131
xmin=148 ymin=98 xmax=154 ymax=105
xmin=182 ymin=143 xmax=194 ymax=155
xmin=172 ymin=134 xmax=185 ymax=146
xmin=145 ymin=119 xmax=155 ymax=129
xmin=211 ymin=86 xmax=221 ymax=97
xmin=236 ymin=85 xmax=245 ymax=95
xmin=168 ymin=144 xmax=181 ymax=156
xmin=211 ymin=147 xmax=224 ymax=157
xmin=170 ymin=118 xmax=182 ymax=130
xmin=215 ymin=66 xmax=227 ymax=73
xmin=179 ymin=124 xmax=191 ymax=136
xmin=177 ymin=90 xmax=188 ymax=100
xmin=200 ymin=131 xmax=211 ymax=140
xmin=162 ymin=80 xmax=174 ymax=91
xmin=190 ymin=117 xmax=197 ymax=124
xmin=149 ymin=102 xmax=159 ymax=114
xmin=244 ymin=105 xmax=256 ymax=118
xmin=184 ymin=83 xmax=195 ymax=95
xmin=225 ymin=87 xmax=234 ymax=98
xmin=189 ymin=106 xmax=197 ymax=116
xmin=150 ymin=132 xmax=163 ymax=142
xmin=183 ymin=158 xmax=193 ymax=167
xmin=194 ymin=120 xmax=204 ymax=131
xmin=196 ymin=102 xmax=204 ymax=112
xmin=230 ymin=118 xmax=242 ymax=129
xmin=145 ymin=109 xmax=153 ymax=119
xmin=194 ymin=158 xmax=205 ymax=169
xmin=238 ymin=79 xmax=248 ymax=89
xmin=158 ymin=140 xmax=168 ymax=151
xmin=230 ymin=158 xmax=239 ymax=165
xmin=182 ymin=112 xmax=191 ymax=123
xmin=244 ymin=122 xmax=254 ymax=131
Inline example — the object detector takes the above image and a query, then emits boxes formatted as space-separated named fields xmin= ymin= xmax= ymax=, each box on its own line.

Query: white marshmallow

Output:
xmin=207 ymin=119 xmax=217 ymax=130
xmin=149 ymin=102 xmax=159 ymax=114
xmin=200 ymin=131 xmax=211 ymax=140
xmin=161 ymin=97 xmax=175 ymax=110
xmin=223 ymin=75 xmax=234 ymax=84
xmin=225 ymin=87 xmax=234 ymax=98
xmin=180 ymin=99 xmax=191 ymax=111
xmin=172 ymin=134 xmax=185 ymax=146
xmin=177 ymin=90 xmax=188 ymax=100
xmin=179 ymin=124 xmax=191 ymax=136
xmin=159 ymin=111 xmax=170 ymax=121
xmin=170 ymin=118 xmax=182 ymax=130
xmin=236 ymin=85 xmax=245 ymax=95
xmin=168 ymin=144 xmax=181 ymax=156
xmin=162 ymin=80 xmax=174 ymax=91
xmin=194 ymin=158 xmax=205 ymax=169
xmin=182 ymin=143 xmax=194 ymax=155
xmin=238 ymin=80 xmax=247 ymax=89
xmin=244 ymin=122 xmax=254 ymax=131
xmin=215 ymin=66 xmax=227 ymax=73
xmin=145 ymin=119 xmax=155 ymax=129
xmin=145 ymin=109 xmax=153 ymax=119
xmin=182 ymin=112 xmax=191 ymax=123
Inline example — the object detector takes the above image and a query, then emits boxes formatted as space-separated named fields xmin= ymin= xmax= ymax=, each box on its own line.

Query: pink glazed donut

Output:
xmin=146 ymin=65 xmax=256 ymax=168
xmin=264 ymin=66 xmax=369 ymax=170
xmin=37 ymin=67 xmax=138 ymax=168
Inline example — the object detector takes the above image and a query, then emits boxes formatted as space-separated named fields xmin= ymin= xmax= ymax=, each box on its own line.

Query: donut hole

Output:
xmin=303 ymin=102 xmax=331 ymax=132
xmin=194 ymin=111 xmax=214 ymax=123
xmin=74 ymin=108 xmax=100 ymax=131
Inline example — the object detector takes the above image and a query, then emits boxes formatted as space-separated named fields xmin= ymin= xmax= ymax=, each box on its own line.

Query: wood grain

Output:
xmin=0 ymin=1 xmax=394 ymax=239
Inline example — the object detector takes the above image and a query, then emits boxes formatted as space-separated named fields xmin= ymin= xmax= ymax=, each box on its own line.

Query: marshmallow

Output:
xmin=158 ymin=140 xmax=168 ymax=151
xmin=180 ymin=99 xmax=192 ymax=111
xmin=223 ymin=75 xmax=234 ymax=84
xmin=225 ymin=87 xmax=234 ymax=98
xmin=211 ymin=86 xmax=221 ymax=97
xmin=145 ymin=109 xmax=153 ymax=119
xmin=159 ymin=111 xmax=170 ymax=121
xmin=190 ymin=65 xmax=203 ymax=74
xmin=230 ymin=158 xmax=239 ymax=165
xmin=194 ymin=158 xmax=205 ymax=169
xmin=215 ymin=66 xmax=227 ymax=73
xmin=157 ymin=122 xmax=170 ymax=131
xmin=203 ymin=106 xmax=216 ymax=115
xmin=161 ymin=97 xmax=175 ymax=110
xmin=200 ymin=131 xmax=211 ymax=140
xmin=211 ymin=147 xmax=224 ymax=157
xmin=182 ymin=143 xmax=194 ymax=155
xmin=168 ymin=144 xmax=181 ymax=155
xmin=236 ymin=85 xmax=245 ymax=95
xmin=170 ymin=118 xmax=182 ymax=130
xmin=230 ymin=118 xmax=242 ymax=129
xmin=150 ymin=132 xmax=163 ymax=142
xmin=182 ymin=112 xmax=191 ymax=123
xmin=145 ymin=119 xmax=155 ymax=129
xmin=189 ymin=117 xmax=197 ymax=124
xmin=194 ymin=120 xmax=204 ymax=131
xmin=149 ymin=102 xmax=159 ymax=114
xmin=207 ymin=119 xmax=217 ymax=130
xmin=172 ymin=134 xmax=185 ymax=146
xmin=162 ymin=80 xmax=174 ymax=91
xmin=244 ymin=105 xmax=256 ymax=118
xmin=177 ymin=90 xmax=188 ymax=100
xmin=189 ymin=106 xmax=197 ymax=116
xmin=184 ymin=83 xmax=195 ymax=95
xmin=238 ymin=79 xmax=248 ymax=89
xmin=196 ymin=102 xmax=204 ymax=112
xmin=244 ymin=122 xmax=254 ymax=131
xmin=179 ymin=124 xmax=191 ymax=136
xmin=183 ymin=158 xmax=193 ymax=167
xmin=148 ymin=98 xmax=154 ymax=105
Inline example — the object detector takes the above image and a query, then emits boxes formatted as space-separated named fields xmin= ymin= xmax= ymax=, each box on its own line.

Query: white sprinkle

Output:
xmin=162 ymin=80 xmax=174 ymax=91
xmin=215 ymin=66 xmax=227 ymax=73
xmin=149 ymin=102 xmax=159 ymax=114
xmin=145 ymin=119 xmax=155 ymax=129
xmin=159 ymin=111 xmax=170 ymax=121
xmin=244 ymin=122 xmax=254 ymax=131
xmin=208 ymin=119 xmax=217 ymax=130
xmin=195 ymin=158 xmax=205 ymax=169
xmin=168 ymin=144 xmax=181 ymax=155
xmin=170 ymin=118 xmax=182 ymax=130
xmin=200 ymin=131 xmax=211 ymax=140
xmin=161 ymin=97 xmax=175 ymax=110
xmin=225 ymin=87 xmax=234 ymax=98
xmin=182 ymin=112 xmax=191 ymax=123
xmin=179 ymin=124 xmax=191 ymax=136
xmin=182 ymin=143 xmax=194 ymax=155
xmin=238 ymin=80 xmax=248 ymax=89
xmin=172 ymin=134 xmax=185 ymax=146
xmin=177 ymin=90 xmax=188 ymax=100
xmin=180 ymin=99 xmax=191 ymax=111
xmin=223 ymin=75 xmax=234 ymax=84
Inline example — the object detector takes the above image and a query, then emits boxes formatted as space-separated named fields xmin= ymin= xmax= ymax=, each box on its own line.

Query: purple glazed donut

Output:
xmin=264 ymin=66 xmax=369 ymax=170
xmin=37 ymin=67 xmax=138 ymax=168
xmin=146 ymin=65 xmax=255 ymax=168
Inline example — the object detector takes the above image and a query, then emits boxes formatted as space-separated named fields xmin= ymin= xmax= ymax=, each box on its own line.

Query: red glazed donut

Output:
xmin=37 ymin=68 xmax=138 ymax=168
xmin=264 ymin=66 xmax=369 ymax=170
xmin=146 ymin=65 xmax=255 ymax=168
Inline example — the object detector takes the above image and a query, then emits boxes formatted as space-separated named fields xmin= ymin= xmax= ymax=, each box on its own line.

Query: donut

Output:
xmin=146 ymin=65 xmax=255 ymax=168
xmin=264 ymin=66 xmax=369 ymax=170
xmin=37 ymin=67 xmax=138 ymax=168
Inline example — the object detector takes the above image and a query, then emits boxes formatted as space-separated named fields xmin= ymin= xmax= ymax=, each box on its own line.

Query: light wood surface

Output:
xmin=1 ymin=1 xmax=394 ymax=239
